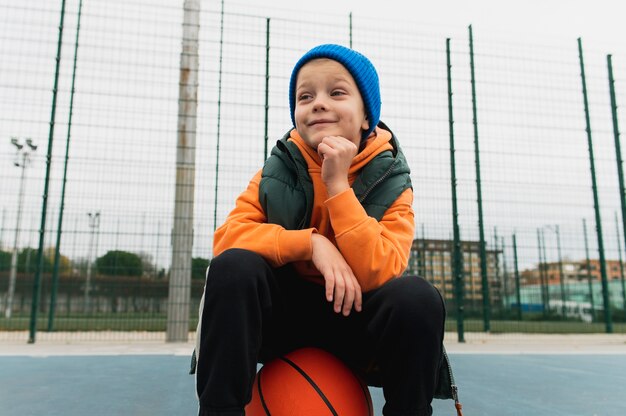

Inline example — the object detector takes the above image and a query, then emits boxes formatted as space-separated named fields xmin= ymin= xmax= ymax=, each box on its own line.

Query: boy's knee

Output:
xmin=211 ymin=248 xmax=265 ymax=271
xmin=206 ymin=248 xmax=269 ymax=293
xmin=381 ymin=277 xmax=445 ymax=334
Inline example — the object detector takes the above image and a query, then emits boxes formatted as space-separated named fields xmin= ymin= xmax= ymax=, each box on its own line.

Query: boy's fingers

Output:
xmin=354 ymin=282 xmax=363 ymax=312
xmin=325 ymin=274 xmax=334 ymax=302
xmin=342 ymin=281 xmax=355 ymax=316
xmin=333 ymin=277 xmax=345 ymax=313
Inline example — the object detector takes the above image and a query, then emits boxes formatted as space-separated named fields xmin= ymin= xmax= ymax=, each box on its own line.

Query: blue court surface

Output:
xmin=1 ymin=347 xmax=625 ymax=415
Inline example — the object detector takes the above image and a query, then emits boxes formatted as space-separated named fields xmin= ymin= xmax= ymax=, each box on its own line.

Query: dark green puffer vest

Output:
xmin=259 ymin=122 xmax=412 ymax=229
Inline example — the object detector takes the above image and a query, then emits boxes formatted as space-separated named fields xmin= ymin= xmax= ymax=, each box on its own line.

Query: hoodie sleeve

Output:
xmin=213 ymin=170 xmax=316 ymax=266
xmin=325 ymin=187 xmax=415 ymax=292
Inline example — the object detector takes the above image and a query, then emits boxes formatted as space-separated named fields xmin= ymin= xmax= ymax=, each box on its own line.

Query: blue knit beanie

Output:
xmin=289 ymin=44 xmax=381 ymax=140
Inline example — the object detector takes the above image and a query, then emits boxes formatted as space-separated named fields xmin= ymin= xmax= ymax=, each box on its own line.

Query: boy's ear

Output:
xmin=361 ymin=116 xmax=370 ymax=132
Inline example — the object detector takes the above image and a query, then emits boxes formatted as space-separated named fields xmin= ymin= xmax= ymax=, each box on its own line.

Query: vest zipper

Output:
xmin=357 ymin=157 xmax=399 ymax=203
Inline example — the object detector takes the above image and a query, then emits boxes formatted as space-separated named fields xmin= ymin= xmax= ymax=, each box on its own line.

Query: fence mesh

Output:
xmin=1 ymin=0 xmax=625 ymax=342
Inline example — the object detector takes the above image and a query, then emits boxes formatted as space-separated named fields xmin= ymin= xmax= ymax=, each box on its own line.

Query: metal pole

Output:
xmin=349 ymin=12 xmax=353 ymax=49
xmin=418 ymin=223 xmax=425 ymax=277
xmin=536 ymin=228 xmax=547 ymax=315
xmin=155 ymin=221 xmax=161 ymax=278
xmin=467 ymin=247 xmax=474 ymax=312
xmin=555 ymin=225 xmax=566 ymax=315
xmin=49 ymin=0 xmax=83 ymax=331
xmin=607 ymin=55 xmax=626 ymax=311
xmin=429 ymin=244 xmax=435 ymax=286
xmin=469 ymin=25 xmax=490 ymax=332
xmin=212 ymin=0 xmax=225 ymax=233
xmin=501 ymin=236 xmax=508 ymax=313
xmin=167 ymin=0 xmax=200 ymax=342
xmin=583 ymin=218 xmax=596 ymax=318
xmin=446 ymin=38 xmax=464 ymax=342
xmin=546 ymin=224 xmax=567 ymax=315
xmin=578 ymin=38 xmax=612 ymax=333
xmin=512 ymin=233 xmax=522 ymax=320
xmin=541 ymin=230 xmax=550 ymax=313
xmin=84 ymin=212 xmax=99 ymax=314
xmin=28 ymin=0 xmax=66 ymax=344
xmin=6 ymin=146 xmax=34 ymax=318
xmin=615 ymin=212 xmax=626 ymax=311
xmin=263 ymin=18 xmax=270 ymax=162
xmin=493 ymin=228 xmax=500 ymax=311
xmin=440 ymin=244 xmax=447 ymax=302
xmin=1 ymin=208 xmax=6 ymax=250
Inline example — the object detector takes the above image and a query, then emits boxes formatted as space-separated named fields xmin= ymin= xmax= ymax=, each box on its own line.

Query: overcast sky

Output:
xmin=221 ymin=0 xmax=626 ymax=49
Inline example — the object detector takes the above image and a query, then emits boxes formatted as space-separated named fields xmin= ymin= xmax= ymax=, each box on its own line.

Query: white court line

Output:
xmin=1 ymin=332 xmax=625 ymax=356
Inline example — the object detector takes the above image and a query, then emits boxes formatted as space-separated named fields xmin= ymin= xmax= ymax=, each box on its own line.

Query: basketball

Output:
xmin=245 ymin=347 xmax=373 ymax=416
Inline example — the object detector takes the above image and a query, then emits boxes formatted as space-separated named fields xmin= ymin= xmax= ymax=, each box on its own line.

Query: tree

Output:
xmin=138 ymin=251 xmax=156 ymax=277
xmin=44 ymin=247 xmax=71 ymax=276
xmin=192 ymin=257 xmax=210 ymax=280
xmin=96 ymin=250 xmax=143 ymax=277
xmin=0 ymin=248 xmax=64 ymax=274
xmin=18 ymin=248 xmax=53 ymax=273
xmin=0 ymin=250 xmax=10 ymax=271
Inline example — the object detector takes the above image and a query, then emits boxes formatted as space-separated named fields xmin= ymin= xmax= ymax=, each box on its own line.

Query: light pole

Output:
xmin=545 ymin=224 xmax=567 ymax=316
xmin=5 ymin=137 xmax=37 ymax=319
xmin=84 ymin=211 xmax=100 ymax=314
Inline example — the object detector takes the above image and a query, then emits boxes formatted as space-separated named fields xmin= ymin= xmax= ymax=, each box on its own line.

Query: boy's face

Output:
xmin=294 ymin=59 xmax=369 ymax=149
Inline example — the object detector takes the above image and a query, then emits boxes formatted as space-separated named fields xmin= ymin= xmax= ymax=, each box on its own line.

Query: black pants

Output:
xmin=196 ymin=248 xmax=445 ymax=416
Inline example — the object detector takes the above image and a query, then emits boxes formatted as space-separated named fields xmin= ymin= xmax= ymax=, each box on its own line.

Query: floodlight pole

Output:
xmin=5 ymin=138 xmax=37 ymax=318
xmin=167 ymin=0 xmax=200 ymax=342
xmin=545 ymin=224 xmax=566 ymax=316
xmin=84 ymin=211 xmax=100 ymax=313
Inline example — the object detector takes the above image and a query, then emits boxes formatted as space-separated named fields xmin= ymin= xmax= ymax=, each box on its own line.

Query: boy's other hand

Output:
xmin=317 ymin=136 xmax=357 ymax=197
xmin=311 ymin=233 xmax=362 ymax=316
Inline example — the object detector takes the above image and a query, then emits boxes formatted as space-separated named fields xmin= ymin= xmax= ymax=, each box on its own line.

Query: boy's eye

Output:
xmin=298 ymin=93 xmax=312 ymax=101
xmin=331 ymin=90 xmax=346 ymax=96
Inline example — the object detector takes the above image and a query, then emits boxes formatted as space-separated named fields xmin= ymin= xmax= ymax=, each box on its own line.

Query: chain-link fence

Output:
xmin=1 ymin=0 xmax=625 ymax=342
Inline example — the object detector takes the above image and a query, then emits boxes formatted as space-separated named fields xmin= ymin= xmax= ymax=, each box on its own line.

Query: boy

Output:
xmin=195 ymin=44 xmax=447 ymax=416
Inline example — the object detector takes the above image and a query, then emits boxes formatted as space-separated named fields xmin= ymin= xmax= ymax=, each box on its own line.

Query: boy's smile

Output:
xmin=294 ymin=59 xmax=369 ymax=150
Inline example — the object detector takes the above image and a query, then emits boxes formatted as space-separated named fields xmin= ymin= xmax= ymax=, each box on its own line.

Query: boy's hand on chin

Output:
xmin=317 ymin=135 xmax=357 ymax=197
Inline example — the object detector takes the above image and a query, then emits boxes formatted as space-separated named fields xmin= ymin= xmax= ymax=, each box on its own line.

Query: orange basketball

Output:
xmin=245 ymin=347 xmax=373 ymax=416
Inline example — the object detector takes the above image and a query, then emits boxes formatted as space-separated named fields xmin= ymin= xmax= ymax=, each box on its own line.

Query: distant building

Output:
xmin=407 ymin=238 xmax=625 ymax=309
xmin=407 ymin=238 xmax=502 ymax=305
xmin=521 ymin=259 xmax=624 ymax=286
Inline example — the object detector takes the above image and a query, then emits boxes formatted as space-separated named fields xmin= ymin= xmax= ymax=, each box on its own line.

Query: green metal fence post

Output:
xmin=446 ymin=38 xmax=465 ymax=342
xmin=512 ymin=233 xmax=522 ymax=320
xmin=578 ymin=38 xmax=612 ymax=333
xmin=468 ymin=25 xmax=490 ymax=332
xmin=440 ymin=241 xmax=447 ymax=300
xmin=607 ymin=54 xmax=626 ymax=311
xmin=212 ymin=0 xmax=225 ymax=232
xmin=583 ymin=218 xmax=596 ymax=317
xmin=493 ymin=227 xmax=500 ymax=312
xmin=501 ymin=236 xmax=509 ymax=313
xmin=615 ymin=212 xmax=626 ymax=311
xmin=541 ymin=229 xmax=550 ymax=314
xmin=419 ymin=223 xmax=425 ymax=277
xmin=553 ymin=225 xmax=567 ymax=316
xmin=49 ymin=0 xmax=83 ymax=332
xmin=349 ymin=12 xmax=352 ymax=49
xmin=263 ymin=18 xmax=270 ymax=162
xmin=28 ymin=0 xmax=67 ymax=344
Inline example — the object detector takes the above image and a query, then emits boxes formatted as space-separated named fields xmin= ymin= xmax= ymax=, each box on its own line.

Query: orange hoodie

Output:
xmin=213 ymin=127 xmax=415 ymax=292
